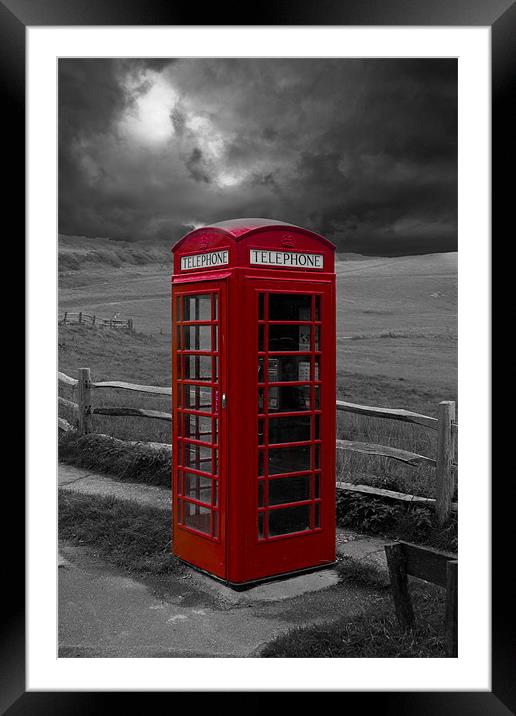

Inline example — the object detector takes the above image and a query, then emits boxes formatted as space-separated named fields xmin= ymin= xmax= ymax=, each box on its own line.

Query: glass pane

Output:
xmin=268 ymin=476 xmax=311 ymax=506
xmin=258 ymin=388 xmax=265 ymax=413
xmin=268 ymin=325 xmax=312 ymax=352
xmin=258 ymin=419 xmax=265 ymax=445
xmin=183 ymin=385 xmax=213 ymax=411
xmin=258 ymin=324 xmax=265 ymax=352
xmin=177 ymin=469 xmax=183 ymax=495
xmin=213 ymin=510 xmax=218 ymax=538
xmin=184 ymin=355 xmax=212 ymax=381
xmin=258 ymin=480 xmax=265 ymax=507
xmin=177 ymin=497 xmax=183 ymax=523
xmin=258 ymin=293 xmax=265 ymax=320
xmin=268 ymin=445 xmax=311 ymax=475
xmin=268 ymin=294 xmax=312 ymax=321
xmin=258 ymin=357 xmax=265 ymax=383
xmin=183 ymin=294 xmax=211 ymax=321
xmin=315 ymin=295 xmax=320 ymax=321
xmin=263 ymin=356 xmax=313 ymax=383
xmin=258 ymin=512 xmax=264 ymax=538
xmin=184 ymin=414 xmax=214 ymax=443
xmin=268 ymin=505 xmax=311 ymax=536
xmin=183 ymin=325 xmax=212 ymax=350
xmin=314 ymin=473 xmax=320 ymax=498
xmin=184 ymin=503 xmax=211 ymax=534
xmin=269 ymin=415 xmax=311 ymax=444
xmin=268 ymin=387 xmax=279 ymax=411
xmin=258 ymin=450 xmax=265 ymax=477
xmin=183 ymin=472 xmax=214 ymax=505
xmin=183 ymin=444 xmax=215 ymax=473
xmin=313 ymin=356 xmax=321 ymax=381
xmin=268 ymin=385 xmax=311 ymax=412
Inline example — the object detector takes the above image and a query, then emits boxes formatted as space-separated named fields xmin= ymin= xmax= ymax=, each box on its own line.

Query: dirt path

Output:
xmin=59 ymin=540 xmax=386 ymax=658
xmin=59 ymin=463 xmax=170 ymax=511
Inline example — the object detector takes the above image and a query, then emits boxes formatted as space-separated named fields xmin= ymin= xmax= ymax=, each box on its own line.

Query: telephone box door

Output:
xmin=172 ymin=281 xmax=227 ymax=578
xmin=231 ymin=278 xmax=336 ymax=583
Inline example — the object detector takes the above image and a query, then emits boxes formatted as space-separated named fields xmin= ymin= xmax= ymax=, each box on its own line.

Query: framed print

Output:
xmin=8 ymin=0 xmax=511 ymax=710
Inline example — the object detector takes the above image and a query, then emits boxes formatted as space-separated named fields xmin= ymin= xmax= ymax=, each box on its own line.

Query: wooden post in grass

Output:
xmin=77 ymin=367 xmax=92 ymax=435
xmin=92 ymin=314 xmax=96 ymax=325
xmin=128 ymin=318 xmax=133 ymax=331
xmin=78 ymin=311 xmax=82 ymax=324
xmin=384 ymin=543 xmax=414 ymax=629
xmin=63 ymin=311 xmax=67 ymax=324
xmin=445 ymin=560 xmax=458 ymax=657
xmin=436 ymin=400 xmax=456 ymax=526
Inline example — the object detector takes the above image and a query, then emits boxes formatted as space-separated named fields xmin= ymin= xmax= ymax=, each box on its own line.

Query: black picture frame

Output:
xmin=10 ymin=0 xmax=510 ymax=711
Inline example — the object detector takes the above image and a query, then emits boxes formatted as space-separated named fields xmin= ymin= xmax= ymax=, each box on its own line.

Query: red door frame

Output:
xmin=172 ymin=279 xmax=227 ymax=579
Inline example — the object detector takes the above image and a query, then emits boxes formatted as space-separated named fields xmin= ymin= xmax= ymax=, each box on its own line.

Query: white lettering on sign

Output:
xmin=250 ymin=249 xmax=324 ymax=269
xmin=180 ymin=250 xmax=229 ymax=271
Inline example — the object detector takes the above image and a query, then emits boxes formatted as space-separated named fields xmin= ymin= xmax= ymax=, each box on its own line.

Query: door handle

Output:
xmin=221 ymin=393 xmax=227 ymax=408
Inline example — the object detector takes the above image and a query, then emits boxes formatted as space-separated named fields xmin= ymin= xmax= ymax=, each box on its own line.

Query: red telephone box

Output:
xmin=171 ymin=218 xmax=336 ymax=588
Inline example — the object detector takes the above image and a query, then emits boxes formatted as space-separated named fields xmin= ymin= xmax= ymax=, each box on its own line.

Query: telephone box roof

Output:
xmin=174 ymin=217 xmax=335 ymax=251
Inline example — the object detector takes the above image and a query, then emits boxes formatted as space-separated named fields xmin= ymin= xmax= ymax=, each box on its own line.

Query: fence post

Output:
xmin=77 ymin=367 xmax=92 ymax=435
xmin=384 ymin=543 xmax=414 ymax=629
xmin=63 ymin=311 xmax=67 ymax=324
xmin=92 ymin=314 xmax=96 ymax=325
xmin=128 ymin=318 xmax=133 ymax=331
xmin=78 ymin=311 xmax=82 ymax=324
xmin=436 ymin=400 xmax=456 ymax=525
xmin=445 ymin=560 xmax=458 ymax=657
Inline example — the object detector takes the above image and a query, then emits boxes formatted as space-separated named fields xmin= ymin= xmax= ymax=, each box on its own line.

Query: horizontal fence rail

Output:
xmin=58 ymin=367 xmax=458 ymax=524
xmin=59 ymin=311 xmax=134 ymax=331
xmin=92 ymin=406 xmax=172 ymax=421
xmin=336 ymin=400 xmax=438 ymax=430
xmin=92 ymin=380 xmax=171 ymax=396
xmin=336 ymin=439 xmax=436 ymax=467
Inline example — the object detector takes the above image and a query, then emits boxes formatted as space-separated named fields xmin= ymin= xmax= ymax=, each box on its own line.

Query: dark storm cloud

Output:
xmin=59 ymin=58 xmax=457 ymax=255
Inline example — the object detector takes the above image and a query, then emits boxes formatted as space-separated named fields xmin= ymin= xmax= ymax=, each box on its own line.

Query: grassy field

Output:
xmin=59 ymin=236 xmax=457 ymax=500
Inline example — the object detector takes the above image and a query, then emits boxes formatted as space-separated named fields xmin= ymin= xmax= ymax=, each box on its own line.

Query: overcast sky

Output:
xmin=59 ymin=58 xmax=457 ymax=256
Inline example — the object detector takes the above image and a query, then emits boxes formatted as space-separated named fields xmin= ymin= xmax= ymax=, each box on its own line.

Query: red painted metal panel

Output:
xmin=171 ymin=220 xmax=336 ymax=586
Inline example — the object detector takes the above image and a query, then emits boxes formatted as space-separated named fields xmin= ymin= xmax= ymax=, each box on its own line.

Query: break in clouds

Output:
xmin=58 ymin=58 xmax=457 ymax=256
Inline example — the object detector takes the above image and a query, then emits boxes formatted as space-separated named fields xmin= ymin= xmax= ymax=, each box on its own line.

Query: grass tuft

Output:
xmin=59 ymin=491 xmax=177 ymax=575
xmin=335 ymin=555 xmax=390 ymax=590
xmin=336 ymin=490 xmax=457 ymax=552
xmin=59 ymin=431 xmax=171 ymax=487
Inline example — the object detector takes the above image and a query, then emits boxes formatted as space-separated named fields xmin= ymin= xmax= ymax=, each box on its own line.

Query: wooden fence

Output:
xmin=58 ymin=368 xmax=457 ymax=525
xmin=59 ymin=311 xmax=135 ymax=331
xmin=384 ymin=541 xmax=458 ymax=657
